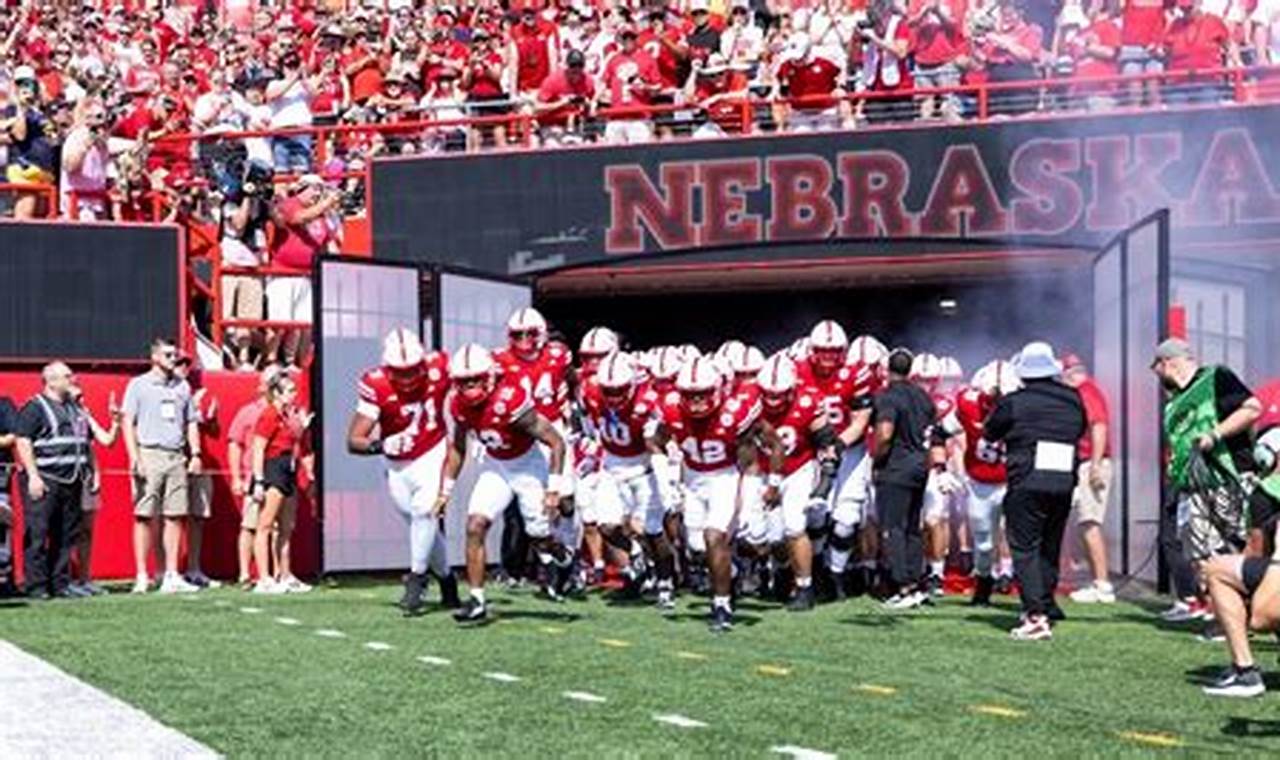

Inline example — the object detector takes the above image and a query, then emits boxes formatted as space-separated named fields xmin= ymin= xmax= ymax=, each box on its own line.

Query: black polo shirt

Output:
xmin=0 ymin=397 xmax=15 ymax=491
xmin=984 ymin=378 xmax=1087 ymax=494
xmin=872 ymin=379 xmax=938 ymax=488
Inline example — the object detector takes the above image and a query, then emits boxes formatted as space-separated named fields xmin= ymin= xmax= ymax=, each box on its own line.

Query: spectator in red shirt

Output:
xmin=228 ymin=367 xmax=275 ymax=586
xmin=639 ymin=7 xmax=691 ymax=92
xmin=859 ymin=0 xmax=916 ymax=124
xmin=1162 ymin=0 xmax=1241 ymax=104
xmin=909 ymin=0 xmax=968 ymax=120
xmin=1120 ymin=0 xmax=1168 ymax=104
xmin=774 ymin=32 xmax=848 ymax=131
xmin=971 ymin=0 xmax=1044 ymax=115
xmin=681 ymin=52 xmax=751 ymax=138
xmin=250 ymin=372 xmax=304 ymax=594
xmin=535 ymin=49 xmax=596 ymax=144
xmin=512 ymin=7 xmax=558 ymax=96
xmin=268 ymin=174 xmax=341 ymax=367
xmin=462 ymin=28 xmax=512 ymax=151
xmin=601 ymin=26 xmax=663 ymax=144
xmin=1054 ymin=0 xmax=1122 ymax=110
xmin=342 ymin=30 xmax=388 ymax=106
xmin=1062 ymin=355 xmax=1116 ymax=605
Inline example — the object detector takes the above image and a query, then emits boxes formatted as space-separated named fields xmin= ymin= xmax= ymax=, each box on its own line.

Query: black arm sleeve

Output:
xmin=1214 ymin=367 xmax=1253 ymax=422
xmin=982 ymin=396 xmax=1014 ymax=443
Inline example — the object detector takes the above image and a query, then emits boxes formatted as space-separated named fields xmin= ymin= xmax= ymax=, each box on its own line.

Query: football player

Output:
xmin=732 ymin=345 xmax=765 ymax=395
xmin=583 ymin=353 xmax=678 ymax=609
xmin=648 ymin=357 xmax=784 ymax=632
xmin=945 ymin=360 xmax=1020 ymax=606
xmin=573 ymin=325 xmax=619 ymax=586
xmin=347 ymin=328 xmax=459 ymax=615
xmin=756 ymin=354 xmax=837 ymax=611
xmin=796 ymin=321 xmax=878 ymax=598
xmin=914 ymin=352 xmax=962 ymax=596
xmin=438 ymin=345 xmax=572 ymax=624
xmin=495 ymin=307 xmax=574 ymax=426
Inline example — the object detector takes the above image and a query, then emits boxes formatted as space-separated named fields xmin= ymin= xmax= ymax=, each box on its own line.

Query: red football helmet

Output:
xmin=449 ymin=343 xmax=496 ymax=407
xmin=808 ymin=320 xmax=848 ymax=374
xmin=507 ymin=307 xmax=547 ymax=360
xmin=676 ymin=357 xmax=721 ymax=419
xmin=382 ymin=327 xmax=426 ymax=395
xmin=596 ymin=352 xmax=637 ymax=410
xmin=757 ymin=354 xmax=797 ymax=413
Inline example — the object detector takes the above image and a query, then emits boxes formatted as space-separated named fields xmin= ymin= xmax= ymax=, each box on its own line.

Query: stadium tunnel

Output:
xmin=535 ymin=238 xmax=1097 ymax=371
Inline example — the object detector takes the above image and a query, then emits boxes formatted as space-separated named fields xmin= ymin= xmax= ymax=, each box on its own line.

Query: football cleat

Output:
xmin=656 ymin=582 xmax=676 ymax=612
xmin=786 ymin=586 xmax=815 ymax=612
xmin=453 ymin=597 xmax=488 ymax=624
xmin=438 ymin=572 xmax=462 ymax=609
xmin=925 ymin=574 xmax=944 ymax=598
xmin=709 ymin=604 xmax=734 ymax=633
xmin=970 ymin=575 xmax=995 ymax=607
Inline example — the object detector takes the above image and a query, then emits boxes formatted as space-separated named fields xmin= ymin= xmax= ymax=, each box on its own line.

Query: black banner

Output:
xmin=0 ymin=222 xmax=181 ymax=361
xmin=373 ymin=104 xmax=1280 ymax=274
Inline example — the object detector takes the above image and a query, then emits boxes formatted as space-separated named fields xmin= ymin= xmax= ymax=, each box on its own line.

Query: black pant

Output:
xmin=1159 ymin=490 xmax=1199 ymax=600
xmin=20 ymin=474 xmax=83 ymax=596
xmin=878 ymin=481 xmax=926 ymax=590
xmin=1004 ymin=487 xmax=1072 ymax=617
xmin=500 ymin=499 xmax=529 ymax=580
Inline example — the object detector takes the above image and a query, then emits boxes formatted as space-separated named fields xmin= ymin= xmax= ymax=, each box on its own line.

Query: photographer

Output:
xmin=462 ymin=29 xmax=511 ymax=151
xmin=909 ymin=0 xmax=967 ymax=120
xmin=267 ymin=174 xmax=341 ymax=368
xmin=266 ymin=50 xmax=319 ymax=174
xmin=858 ymin=0 xmax=915 ymax=124
xmin=535 ymin=49 xmax=596 ymax=146
xmin=219 ymin=159 xmax=274 ymax=369
xmin=680 ymin=53 xmax=750 ymax=139
xmin=971 ymin=0 xmax=1045 ymax=116
xmin=1 ymin=66 xmax=56 ymax=219
xmin=58 ymin=96 xmax=110 ymax=220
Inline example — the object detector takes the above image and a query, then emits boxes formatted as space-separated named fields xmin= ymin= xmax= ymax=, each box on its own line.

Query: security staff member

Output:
xmin=0 ymin=394 xmax=18 ymax=597
xmin=984 ymin=342 xmax=1086 ymax=641
xmin=13 ymin=363 xmax=90 ymax=599
xmin=873 ymin=348 xmax=946 ymax=610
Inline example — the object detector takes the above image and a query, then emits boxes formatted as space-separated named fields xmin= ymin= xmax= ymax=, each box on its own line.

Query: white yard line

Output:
xmin=314 ymin=629 xmax=347 ymax=639
xmin=239 ymin=607 xmax=263 ymax=615
xmin=417 ymin=656 xmax=452 ymax=666
xmin=0 ymin=640 xmax=217 ymax=759
xmin=274 ymin=617 xmax=301 ymax=626
xmin=562 ymin=691 xmax=607 ymax=704
xmin=364 ymin=642 xmax=394 ymax=651
xmin=482 ymin=672 xmax=521 ymax=683
xmin=652 ymin=714 xmax=708 ymax=729
xmin=771 ymin=745 xmax=838 ymax=760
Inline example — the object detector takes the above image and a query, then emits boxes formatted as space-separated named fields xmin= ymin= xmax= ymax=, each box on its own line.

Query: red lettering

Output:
xmin=764 ymin=156 xmax=838 ymax=241
xmin=1009 ymin=138 xmax=1083 ymax=236
xmin=1181 ymin=128 xmax=1280 ymax=226
xmin=1084 ymin=133 xmax=1181 ymax=229
xmin=604 ymin=163 xmax=698 ymax=253
xmin=919 ymin=145 xmax=1008 ymax=235
xmin=699 ymin=159 xmax=763 ymax=247
xmin=837 ymin=151 xmax=914 ymax=237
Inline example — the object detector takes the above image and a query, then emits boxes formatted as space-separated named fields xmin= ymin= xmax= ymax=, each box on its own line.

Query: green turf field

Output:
xmin=2 ymin=580 xmax=1279 ymax=758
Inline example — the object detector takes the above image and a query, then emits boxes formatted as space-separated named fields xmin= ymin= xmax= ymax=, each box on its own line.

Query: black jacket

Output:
xmin=984 ymin=378 xmax=1086 ymax=494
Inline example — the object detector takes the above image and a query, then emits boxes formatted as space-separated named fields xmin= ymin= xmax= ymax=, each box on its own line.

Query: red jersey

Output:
xmin=952 ymin=386 xmax=1007 ymax=483
xmin=494 ymin=341 xmax=573 ymax=422
xmin=762 ymin=386 xmax=824 ymax=476
xmin=910 ymin=0 xmax=968 ymax=66
xmin=1164 ymin=12 xmax=1229 ymax=72
xmin=1121 ymin=0 xmax=1167 ymax=46
xmin=448 ymin=379 xmax=537 ymax=460
xmin=582 ymin=377 xmax=662 ymax=458
xmin=660 ymin=393 xmax=760 ymax=473
xmin=356 ymin=352 xmax=451 ymax=462
xmin=255 ymin=403 xmax=301 ymax=460
xmin=778 ymin=57 xmax=840 ymax=110
xmin=512 ymin=21 xmax=556 ymax=92
xmin=638 ymin=26 xmax=687 ymax=89
xmin=795 ymin=360 xmax=877 ymax=432
xmin=602 ymin=49 xmax=662 ymax=113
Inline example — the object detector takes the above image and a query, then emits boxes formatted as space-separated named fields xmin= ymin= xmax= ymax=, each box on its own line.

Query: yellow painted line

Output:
xmin=675 ymin=651 xmax=708 ymax=661
xmin=970 ymin=705 xmax=1026 ymax=719
xmin=853 ymin=684 xmax=898 ymax=696
xmin=539 ymin=625 xmax=566 ymax=635
xmin=756 ymin=664 xmax=793 ymax=677
xmin=1117 ymin=731 xmax=1183 ymax=749
xmin=598 ymin=638 xmax=632 ymax=649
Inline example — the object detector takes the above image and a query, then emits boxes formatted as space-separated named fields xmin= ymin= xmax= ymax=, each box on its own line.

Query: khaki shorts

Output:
xmin=133 ymin=448 xmax=189 ymax=519
xmin=189 ymin=474 xmax=213 ymax=520
xmin=1073 ymin=459 xmax=1113 ymax=525
xmin=222 ymin=275 xmax=264 ymax=321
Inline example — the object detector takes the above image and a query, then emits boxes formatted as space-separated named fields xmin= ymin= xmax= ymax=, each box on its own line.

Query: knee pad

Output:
xmin=687 ymin=530 xmax=707 ymax=555
xmin=829 ymin=521 xmax=856 ymax=550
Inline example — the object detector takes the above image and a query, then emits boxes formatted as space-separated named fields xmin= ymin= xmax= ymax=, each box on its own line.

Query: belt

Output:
xmin=140 ymin=445 xmax=185 ymax=454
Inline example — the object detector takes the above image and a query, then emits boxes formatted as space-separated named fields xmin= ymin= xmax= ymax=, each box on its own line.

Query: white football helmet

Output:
xmin=715 ymin=339 xmax=747 ymax=366
xmin=846 ymin=335 xmax=888 ymax=367
xmin=507 ymin=307 xmax=548 ymax=357
xmin=757 ymin=354 xmax=797 ymax=395
xmin=734 ymin=345 xmax=766 ymax=377
xmin=652 ymin=346 xmax=684 ymax=382
xmin=971 ymin=359 xmax=1021 ymax=397
xmin=939 ymin=356 xmax=964 ymax=383
xmin=677 ymin=344 xmax=701 ymax=363
xmin=596 ymin=353 xmax=637 ymax=407
xmin=449 ymin=343 xmax=495 ymax=379
xmin=787 ymin=337 xmax=811 ymax=361
xmin=381 ymin=327 xmax=425 ymax=370
xmin=809 ymin=320 xmax=849 ymax=350
xmin=676 ymin=356 xmax=722 ymax=418
xmin=579 ymin=326 xmax=619 ymax=358
xmin=911 ymin=352 xmax=944 ymax=382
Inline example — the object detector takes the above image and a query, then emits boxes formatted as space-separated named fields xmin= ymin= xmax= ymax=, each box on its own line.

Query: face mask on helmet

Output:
xmin=1256 ymin=428 xmax=1280 ymax=475
xmin=681 ymin=388 xmax=718 ymax=418
xmin=388 ymin=364 xmax=425 ymax=395
xmin=509 ymin=328 xmax=541 ymax=359
xmin=810 ymin=346 xmax=844 ymax=373
xmin=601 ymin=383 xmax=633 ymax=409
xmin=455 ymin=375 xmax=492 ymax=406
xmin=761 ymin=388 xmax=792 ymax=412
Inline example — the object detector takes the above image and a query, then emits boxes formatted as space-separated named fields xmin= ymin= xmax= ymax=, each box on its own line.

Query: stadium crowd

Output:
xmin=0 ymin=0 xmax=1275 ymax=221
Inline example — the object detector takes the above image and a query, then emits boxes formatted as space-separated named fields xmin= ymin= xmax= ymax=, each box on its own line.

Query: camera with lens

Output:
xmin=240 ymin=160 xmax=276 ymax=202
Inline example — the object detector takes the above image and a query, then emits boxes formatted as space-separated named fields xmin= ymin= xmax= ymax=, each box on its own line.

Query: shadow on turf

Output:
xmin=1185 ymin=666 xmax=1280 ymax=691
xmin=1222 ymin=717 xmax=1280 ymax=738
xmin=664 ymin=612 xmax=764 ymax=627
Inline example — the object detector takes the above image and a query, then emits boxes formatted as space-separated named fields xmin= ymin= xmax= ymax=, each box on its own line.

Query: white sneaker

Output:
xmin=280 ymin=576 xmax=312 ymax=594
xmin=253 ymin=580 xmax=287 ymax=595
xmin=158 ymin=574 xmax=200 ymax=595
xmin=1010 ymin=615 xmax=1053 ymax=641
xmin=130 ymin=577 xmax=150 ymax=595
xmin=1070 ymin=582 xmax=1116 ymax=604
